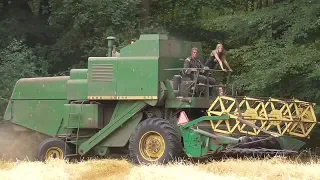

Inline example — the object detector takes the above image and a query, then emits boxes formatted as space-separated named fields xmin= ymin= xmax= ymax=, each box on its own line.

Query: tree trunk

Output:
xmin=258 ymin=0 xmax=262 ymax=9
xmin=140 ymin=0 xmax=149 ymax=27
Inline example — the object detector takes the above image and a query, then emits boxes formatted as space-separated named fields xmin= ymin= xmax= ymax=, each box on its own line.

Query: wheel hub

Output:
xmin=146 ymin=136 xmax=162 ymax=153
xmin=139 ymin=131 xmax=165 ymax=161
xmin=45 ymin=147 xmax=64 ymax=160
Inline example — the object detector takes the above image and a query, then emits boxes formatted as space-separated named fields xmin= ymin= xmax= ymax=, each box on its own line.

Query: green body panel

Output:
xmin=183 ymin=128 xmax=240 ymax=157
xmin=116 ymin=57 xmax=158 ymax=98
xmin=3 ymin=100 xmax=13 ymax=121
xmin=78 ymin=101 xmax=148 ymax=155
xmin=63 ymin=104 xmax=103 ymax=129
xmin=67 ymin=69 xmax=88 ymax=100
xmin=165 ymin=98 xmax=214 ymax=108
xmin=109 ymin=101 xmax=140 ymax=124
xmin=4 ymin=100 xmax=71 ymax=136
xmin=87 ymin=55 xmax=159 ymax=99
xmin=98 ymin=112 xmax=143 ymax=147
xmin=276 ymin=136 xmax=306 ymax=151
xmin=11 ymin=76 xmax=69 ymax=100
xmin=120 ymin=34 xmax=162 ymax=57
xmin=87 ymin=57 xmax=118 ymax=97
xmin=67 ymin=80 xmax=88 ymax=100
xmin=181 ymin=115 xmax=239 ymax=157
xmin=70 ymin=69 xmax=88 ymax=79
xmin=120 ymin=34 xmax=202 ymax=82
xmin=182 ymin=128 xmax=208 ymax=157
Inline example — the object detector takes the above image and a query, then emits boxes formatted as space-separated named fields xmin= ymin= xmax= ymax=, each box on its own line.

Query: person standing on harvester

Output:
xmin=205 ymin=44 xmax=233 ymax=72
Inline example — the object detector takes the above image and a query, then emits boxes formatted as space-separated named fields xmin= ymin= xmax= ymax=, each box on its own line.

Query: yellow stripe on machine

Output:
xmin=88 ymin=96 xmax=158 ymax=100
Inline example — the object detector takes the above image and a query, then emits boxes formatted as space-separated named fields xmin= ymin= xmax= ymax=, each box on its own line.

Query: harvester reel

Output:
xmin=206 ymin=96 xmax=317 ymax=138
xmin=128 ymin=117 xmax=183 ymax=164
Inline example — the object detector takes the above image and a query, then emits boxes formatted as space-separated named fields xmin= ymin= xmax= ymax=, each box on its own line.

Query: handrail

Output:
xmin=163 ymin=68 xmax=231 ymax=72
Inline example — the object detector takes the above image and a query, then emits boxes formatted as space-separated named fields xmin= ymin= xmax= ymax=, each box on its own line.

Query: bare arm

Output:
xmin=221 ymin=55 xmax=233 ymax=72
xmin=212 ymin=51 xmax=226 ymax=71
xmin=223 ymin=59 xmax=233 ymax=72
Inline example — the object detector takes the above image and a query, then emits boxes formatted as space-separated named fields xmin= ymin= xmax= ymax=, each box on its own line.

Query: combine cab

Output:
xmin=2 ymin=34 xmax=318 ymax=164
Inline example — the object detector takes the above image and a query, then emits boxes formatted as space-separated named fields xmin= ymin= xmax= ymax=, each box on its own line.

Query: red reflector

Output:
xmin=178 ymin=111 xmax=189 ymax=126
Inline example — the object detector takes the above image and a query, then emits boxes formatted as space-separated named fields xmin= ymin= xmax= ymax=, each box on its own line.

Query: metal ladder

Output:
xmin=64 ymin=100 xmax=85 ymax=158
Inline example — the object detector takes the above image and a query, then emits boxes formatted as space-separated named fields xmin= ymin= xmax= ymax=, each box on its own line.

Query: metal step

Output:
xmin=65 ymin=126 xmax=79 ymax=129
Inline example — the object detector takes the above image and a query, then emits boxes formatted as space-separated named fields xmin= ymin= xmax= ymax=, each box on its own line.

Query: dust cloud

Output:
xmin=0 ymin=120 xmax=48 ymax=161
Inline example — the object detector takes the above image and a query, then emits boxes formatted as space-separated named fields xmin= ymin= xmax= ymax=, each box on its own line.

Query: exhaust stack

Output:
xmin=107 ymin=36 xmax=116 ymax=57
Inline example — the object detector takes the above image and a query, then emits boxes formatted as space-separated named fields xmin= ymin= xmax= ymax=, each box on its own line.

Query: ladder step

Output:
xmin=66 ymin=141 xmax=77 ymax=143
xmin=77 ymin=135 xmax=91 ymax=138
xmin=65 ymin=127 xmax=79 ymax=129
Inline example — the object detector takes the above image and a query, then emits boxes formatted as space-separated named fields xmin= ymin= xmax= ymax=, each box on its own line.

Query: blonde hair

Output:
xmin=211 ymin=44 xmax=226 ymax=61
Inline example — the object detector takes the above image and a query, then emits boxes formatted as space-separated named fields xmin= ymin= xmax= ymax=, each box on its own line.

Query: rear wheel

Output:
xmin=128 ymin=117 xmax=183 ymax=164
xmin=36 ymin=137 xmax=72 ymax=162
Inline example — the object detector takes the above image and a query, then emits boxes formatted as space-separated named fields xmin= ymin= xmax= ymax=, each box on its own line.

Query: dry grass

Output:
xmin=1 ymin=156 xmax=320 ymax=180
xmin=1 ymin=121 xmax=320 ymax=179
xmin=0 ymin=159 xmax=16 ymax=170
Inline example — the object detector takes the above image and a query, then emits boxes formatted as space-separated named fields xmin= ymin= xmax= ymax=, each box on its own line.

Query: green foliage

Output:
xmin=232 ymin=43 xmax=320 ymax=99
xmin=0 ymin=39 xmax=48 ymax=118
xmin=44 ymin=0 xmax=142 ymax=74
xmin=202 ymin=0 xmax=319 ymax=46
xmin=0 ymin=0 xmax=319 ymax=117
xmin=201 ymin=0 xmax=320 ymax=104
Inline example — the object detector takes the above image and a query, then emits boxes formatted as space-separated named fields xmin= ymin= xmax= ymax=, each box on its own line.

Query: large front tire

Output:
xmin=128 ymin=117 xmax=183 ymax=164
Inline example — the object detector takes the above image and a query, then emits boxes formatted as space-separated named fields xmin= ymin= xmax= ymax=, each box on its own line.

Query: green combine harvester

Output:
xmin=2 ymin=34 xmax=318 ymax=164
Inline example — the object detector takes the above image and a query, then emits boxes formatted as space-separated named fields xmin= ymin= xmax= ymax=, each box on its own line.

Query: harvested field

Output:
xmin=1 ymin=156 xmax=320 ymax=180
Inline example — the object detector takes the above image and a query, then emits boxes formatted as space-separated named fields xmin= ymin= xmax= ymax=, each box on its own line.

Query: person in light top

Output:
xmin=205 ymin=44 xmax=233 ymax=72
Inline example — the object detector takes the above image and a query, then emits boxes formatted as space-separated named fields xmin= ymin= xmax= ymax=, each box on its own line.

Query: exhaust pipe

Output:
xmin=107 ymin=36 xmax=116 ymax=57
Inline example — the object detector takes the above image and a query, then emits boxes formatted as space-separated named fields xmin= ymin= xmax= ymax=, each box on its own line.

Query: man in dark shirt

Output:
xmin=182 ymin=47 xmax=215 ymax=85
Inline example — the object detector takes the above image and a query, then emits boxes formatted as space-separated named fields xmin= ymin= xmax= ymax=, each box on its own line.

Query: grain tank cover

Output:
xmin=10 ymin=76 xmax=69 ymax=100
xmin=138 ymin=34 xmax=169 ymax=40
xmin=119 ymin=34 xmax=169 ymax=57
